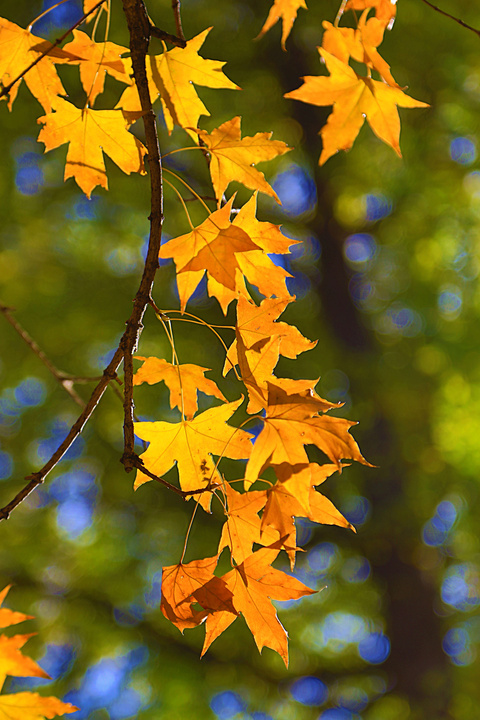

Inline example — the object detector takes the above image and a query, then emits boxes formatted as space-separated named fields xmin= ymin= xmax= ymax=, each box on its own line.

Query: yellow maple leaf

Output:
xmin=117 ymin=29 xmax=239 ymax=138
xmin=37 ymin=97 xmax=147 ymax=197
xmin=0 ymin=586 xmax=32 ymax=629
xmin=285 ymin=49 xmax=428 ymax=164
xmin=285 ymin=48 xmax=428 ymax=165
xmin=224 ymin=295 xmax=316 ymax=376
xmin=0 ymin=18 xmax=78 ymax=112
xmin=217 ymin=482 xmax=278 ymax=564
xmin=62 ymin=30 xmax=130 ymax=105
xmin=0 ymin=691 xmax=77 ymax=719
xmin=133 ymin=398 xmax=253 ymax=511
xmin=346 ymin=0 xmax=396 ymax=29
xmin=256 ymin=0 xmax=308 ymax=50
xmin=160 ymin=195 xmax=294 ymax=313
xmin=197 ymin=116 xmax=290 ymax=204
xmin=133 ymin=356 xmax=226 ymax=420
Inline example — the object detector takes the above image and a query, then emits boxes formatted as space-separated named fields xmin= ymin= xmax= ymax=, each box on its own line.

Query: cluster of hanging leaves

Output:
xmin=0 ymin=0 xmax=425 ymax=681
xmin=0 ymin=586 xmax=77 ymax=719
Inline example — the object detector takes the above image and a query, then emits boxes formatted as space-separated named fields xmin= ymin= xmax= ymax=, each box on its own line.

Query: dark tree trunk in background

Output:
xmin=252 ymin=26 xmax=454 ymax=717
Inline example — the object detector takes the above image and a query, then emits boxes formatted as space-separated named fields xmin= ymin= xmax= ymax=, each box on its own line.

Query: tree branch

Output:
xmin=0 ymin=0 xmax=165 ymax=521
xmin=119 ymin=0 xmax=164 ymax=473
xmin=0 ymin=302 xmax=96 ymax=407
xmin=171 ymin=0 xmax=185 ymax=43
xmin=419 ymin=0 xmax=480 ymax=38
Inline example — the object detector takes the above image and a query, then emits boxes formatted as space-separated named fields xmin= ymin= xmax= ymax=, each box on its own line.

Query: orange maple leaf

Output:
xmin=199 ymin=545 xmax=315 ymax=665
xmin=37 ymin=97 xmax=147 ymax=197
xmin=197 ymin=116 xmax=290 ymax=204
xmin=117 ymin=29 xmax=239 ymax=137
xmin=256 ymin=0 xmax=308 ymax=50
xmin=0 ymin=18 xmax=78 ymax=112
xmin=133 ymin=356 xmax=226 ymax=420
xmin=160 ymin=195 xmax=294 ymax=313
xmin=245 ymin=381 xmax=371 ymax=486
xmin=285 ymin=49 xmax=428 ymax=164
xmin=224 ymin=295 xmax=316 ymax=376
xmin=260 ymin=463 xmax=352 ymax=567
xmin=0 ymin=586 xmax=32 ymax=629
xmin=217 ymin=482 xmax=279 ymax=564
xmin=0 ymin=634 xmax=49 ymax=689
xmin=133 ymin=398 xmax=253 ymax=511
xmin=62 ymin=30 xmax=130 ymax=105
xmin=0 ymin=586 xmax=78 ymax=717
xmin=160 ymin=556 xmax=220 ymax=631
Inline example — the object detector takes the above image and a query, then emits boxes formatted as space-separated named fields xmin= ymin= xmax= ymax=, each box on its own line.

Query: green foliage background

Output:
xmin=1 ymin=1 xmax=480 ymax=718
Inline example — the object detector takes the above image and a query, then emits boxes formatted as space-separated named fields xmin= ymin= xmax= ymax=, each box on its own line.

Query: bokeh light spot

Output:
xmin=290 ymin=676 xmax=328 ymax=706
xmin=358 ymin=632 xmax=391 ymax=664
xmin=450 ymin=136 xmax=477 ymax=165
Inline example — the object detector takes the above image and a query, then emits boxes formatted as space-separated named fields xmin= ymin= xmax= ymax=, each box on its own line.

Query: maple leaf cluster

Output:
xmin=0 ymin=0 xmax=424 ymax=670
xmin=0 ymin=586 xmax=77 ymax=719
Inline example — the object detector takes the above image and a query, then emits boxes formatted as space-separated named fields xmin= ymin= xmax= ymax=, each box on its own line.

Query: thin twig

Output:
xmin=128 ymin=455 xmax=220 ymax=497
xmin=0 ymin=0 xmax=108 ymax=103
xmin=419 ymin=0 xmax=480 ymax=37
xmin=149 ymin=25 xmax=186 ymax=48
xmin=0 ymin=351 xmax=123 ymax=520
xmin=0 ymin=302 xmax=87 ymax=407
xmin=120 ymin=0 xmax=164 ymax=473
xmin=171 ymin=0 xmax=185 ymax=42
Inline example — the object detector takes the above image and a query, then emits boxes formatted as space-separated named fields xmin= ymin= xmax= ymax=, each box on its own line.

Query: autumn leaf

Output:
xmin=197 ymin=116 xmax=290 ymax=204
xmin=0 ymin=18 xmax=79 ymax=112
xmin=0 ymin=587 xmax=78 ymax=717
xmin=260 ymin=462 xmax=351 ymax=567
xmin=285 ymin=49 xmax=428 ymax=164
xmin=236 ymin=332 xmax=281 ymax=413
xmin=0 ymin=692 xmax=78 ymax=720
xmin=0 ymin=586 xmax=32 ymax=629
xmin=224 ymin=295 xmax=316 ymax=377
xmin=0 ymin=634 xmax=49 ymax=689
xmin=62 ymin=30 xmax=130 ymax=105
xmin=117 ymin=29 xmax=239 ymax=137
xmin=245 ymin=380 xmax=371 ymax=486
xmin=84 ymin=0 xmax=103 ymax=21
xmin=256 ymin=0 xmax=308 ymax=50
xmin=160 ymin=556 xmax=219 ymax=631
xmin=199 ymin=545 xmax=315 ymax=665
xmin=133 ymin=398 xmax=253 ymax=511
xmin=160 ymin=195 xmax=294 ymax=313
xmin=217 ymin=482 xmax=279 ymax=563
xmin=345 ymin=0 xmax=396 ymax=29
xmin=133 ymin=357 xmax=226 ymax=420
xmin=322 ymin=18 xmax=399 ymax=88
xmin=37 ymin=97 xmax=147 ymax=197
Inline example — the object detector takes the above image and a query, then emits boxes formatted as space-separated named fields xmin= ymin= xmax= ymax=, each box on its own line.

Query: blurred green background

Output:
xmin=1 ymin=0 xmax=480 ymax=718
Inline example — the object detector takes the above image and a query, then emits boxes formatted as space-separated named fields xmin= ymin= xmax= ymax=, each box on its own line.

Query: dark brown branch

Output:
xmin=149 ymin=25 xmax=186 ymax=48
xmin=420 ymin=0 xmax=480 ymax=37
xmin=171 ymin=0 xmax=185 ymax=42
xmin=0 ymin=302 xmax=86 ymax=407
xmin=0 ymin=0 xmax=166 ymax=522
xmin=0 ymin=353 xmax=124 ymax=521
xmin=0 ymin=0 xmax=108 ymax=102
xmin=120 ymin=0 xmax=164 ymax=473
xmin=126 ymin=455 xmax=219 ymax=497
